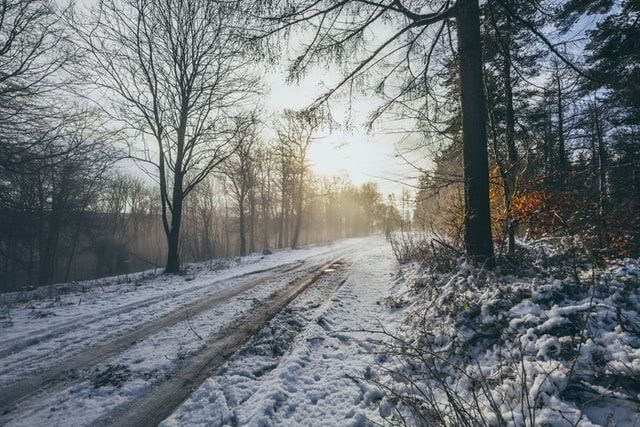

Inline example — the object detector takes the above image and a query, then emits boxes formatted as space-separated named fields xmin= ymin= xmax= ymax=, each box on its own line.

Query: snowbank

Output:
xmin=378 ymin=242 xmax=640 ymax=426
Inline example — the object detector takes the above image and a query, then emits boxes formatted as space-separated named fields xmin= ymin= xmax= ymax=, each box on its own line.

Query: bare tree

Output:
xmin=181 ymin=176 xmax=222 ymax=261
xmin=275 ymin=110 xmax=318 ymax=249
xmin=222 ymin=122 xmax=259 ymax=256
xmin=0 ymin=113 xmax=114 ymax=289
xmin=75 ymin=0 xmax=257 ymax=273
xmin=0 ymin=0 xmax=80 ymax=174
xmin=256 ymin=147 xmax=275 ymax=250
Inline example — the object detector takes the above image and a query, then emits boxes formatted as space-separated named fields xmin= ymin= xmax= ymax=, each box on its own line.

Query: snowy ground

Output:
xmin=376 ymin=238 xmax=640 ymax=427
xmin=6 ymin=234 xmax=630 ymax=427
xmin=0 ymin=236 xmax=406 ymax=426
xmin=164 ymin=238 xmax=405 ymax=426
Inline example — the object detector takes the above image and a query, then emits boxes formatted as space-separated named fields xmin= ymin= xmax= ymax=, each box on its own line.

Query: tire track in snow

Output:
xmin=90 ymin=258 xmax=351 ymax=427
xmin=0 ymin=241 xmax=363 ymax=360
xmin=0 ymin=240 xmax=363 ymax=365
xmin=0 ymin=262 xmax=303 ymax=361
xmin=0 ymin=259 xmax=332 ymax=415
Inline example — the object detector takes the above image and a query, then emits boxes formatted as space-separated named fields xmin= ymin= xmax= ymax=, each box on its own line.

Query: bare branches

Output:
xmin=0 ymin=0 xmax=82 ymax=175
xmin=254 ymin=0 xmax=457 ymax=118
xmin=72 ymin=0 xmax=259 ymax=272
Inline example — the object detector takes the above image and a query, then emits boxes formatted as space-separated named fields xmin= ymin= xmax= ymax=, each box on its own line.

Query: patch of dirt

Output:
xmin=93 ymin=364 xmax=132 ymax=389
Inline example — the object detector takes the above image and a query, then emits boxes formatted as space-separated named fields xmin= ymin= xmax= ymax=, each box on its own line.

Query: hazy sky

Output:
xmin=262 ymin=67 xmax=426 ymax=196
xmin=86 ymin=0 xmax=428 ymax=197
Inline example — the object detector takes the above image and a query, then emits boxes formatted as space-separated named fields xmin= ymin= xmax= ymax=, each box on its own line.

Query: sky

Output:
xmin=77 ymin=0 xmax=431 ymax=198
xmin=256 ymin=15 xmax=440 ymax=198
xmin=262 ymin=67 xmax=425 ymax=197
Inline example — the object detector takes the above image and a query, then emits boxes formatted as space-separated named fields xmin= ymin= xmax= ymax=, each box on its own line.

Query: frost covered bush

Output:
xmin=377 ymin=241 xmax=640 ymax=426
xmin=388 ymin=232 xmax=459 ymax=273
xmin=388 ymin=232 xmax=426 ymax=264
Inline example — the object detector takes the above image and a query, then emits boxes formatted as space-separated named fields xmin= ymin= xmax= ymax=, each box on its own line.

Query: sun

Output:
xmin=308 ymin=132 xmax=390 ymax=187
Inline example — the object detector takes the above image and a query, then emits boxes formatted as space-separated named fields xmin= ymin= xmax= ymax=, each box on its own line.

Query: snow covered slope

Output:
xmin=375 ymin=243 xmax=640 ymax=427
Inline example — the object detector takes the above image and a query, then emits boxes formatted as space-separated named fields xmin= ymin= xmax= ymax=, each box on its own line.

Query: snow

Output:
xmin=0 ymin=239 xmax=361 ymax=381
xmin=163 ymin=239 xmax=405 ymax=426
xmin=376 ymin=240 xmax=640 ymax=427
xmin=0 ymin=237 xmax=383 ymax=425
xmin=2 ymin=235 xmax=639 ymax=426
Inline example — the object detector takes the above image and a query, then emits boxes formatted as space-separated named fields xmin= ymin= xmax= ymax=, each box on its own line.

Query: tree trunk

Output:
xmin=291 ymin=176 xmax=304 ymax=249
xmin=593 ymin=100 xmax=608 ymax=216
xmin=278 ymin=187 xmax=285 ymax=249
xmin=224 ymin=193 xmax=230 ymax=256
xmin=165 ymin=211 xmax=182 ymax=273
xmin=165 ymin=170 xmax=184 ymax=274
xmin=249 ymin=187 xmax=256 ymax=253
xmin=556 ymin=66 xmax=568 ymax=184
xmin=261 ymin=172 xmax=270 ymax=249
xmin=543 ymin=93 xmax=553 ymax=187
xmin=283 ymin=195 xmax=291 ymax=248
xmin=239 ymin=194 xmax=246 ymax=256
xmin=456 ymin=0 xmax=495 ymax=267
xmin=165 ymin=104 xmax=190 ymax=274
xmin=503 ymin=31 xmax=517 ymax=256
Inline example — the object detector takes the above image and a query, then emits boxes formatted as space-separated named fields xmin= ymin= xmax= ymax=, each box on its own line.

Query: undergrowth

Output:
xmin=376 ymin=236 xmax=640 ymax=426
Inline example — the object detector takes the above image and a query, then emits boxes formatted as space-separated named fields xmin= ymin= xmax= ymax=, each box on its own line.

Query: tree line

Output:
xmin=1 ymin=110 xmax=395 ymax=291
xmin=0 ymin=0 xmax=398 ymax=291
xmin=1 ymin=0 xmax=637 ymax=289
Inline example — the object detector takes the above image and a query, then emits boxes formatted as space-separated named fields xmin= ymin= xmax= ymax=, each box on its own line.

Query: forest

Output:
xmin=1 ymin=0 xmax=637 ymax=292
xmin=0 ymin=0 xmax=640 ymax=290
xmin=1 ymin=0 xmax=639 ymax=425
xmin=0 ymin=0 xmax=409 ymax=291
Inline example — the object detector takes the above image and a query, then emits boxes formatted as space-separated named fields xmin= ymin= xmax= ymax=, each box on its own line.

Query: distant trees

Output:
xmin=358 ymin=183 xmax=385 ymax=235
xmin=94 ymin=173 xmax=164 ymax=273
xmin=2 ymin=151 xmax=392 ymax=292
xmin=275 ymin=111 xmax=318 ymax=249
xmin=223 ymin=122 xmax=259 ymax=256
xmin=75 ymin=0 xmax=257 ymax=273
xmin=0 ymin=0 xmax=117 ymax=288
xmin=0 ymin=115 xmax=114 ymax=288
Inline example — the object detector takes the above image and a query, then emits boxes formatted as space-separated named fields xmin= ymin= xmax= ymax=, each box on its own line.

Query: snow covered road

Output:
xmin=164 ymin=237 xmax=405 ymax=427
xmin=0 ymin=236 xmax=404 ymax=426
